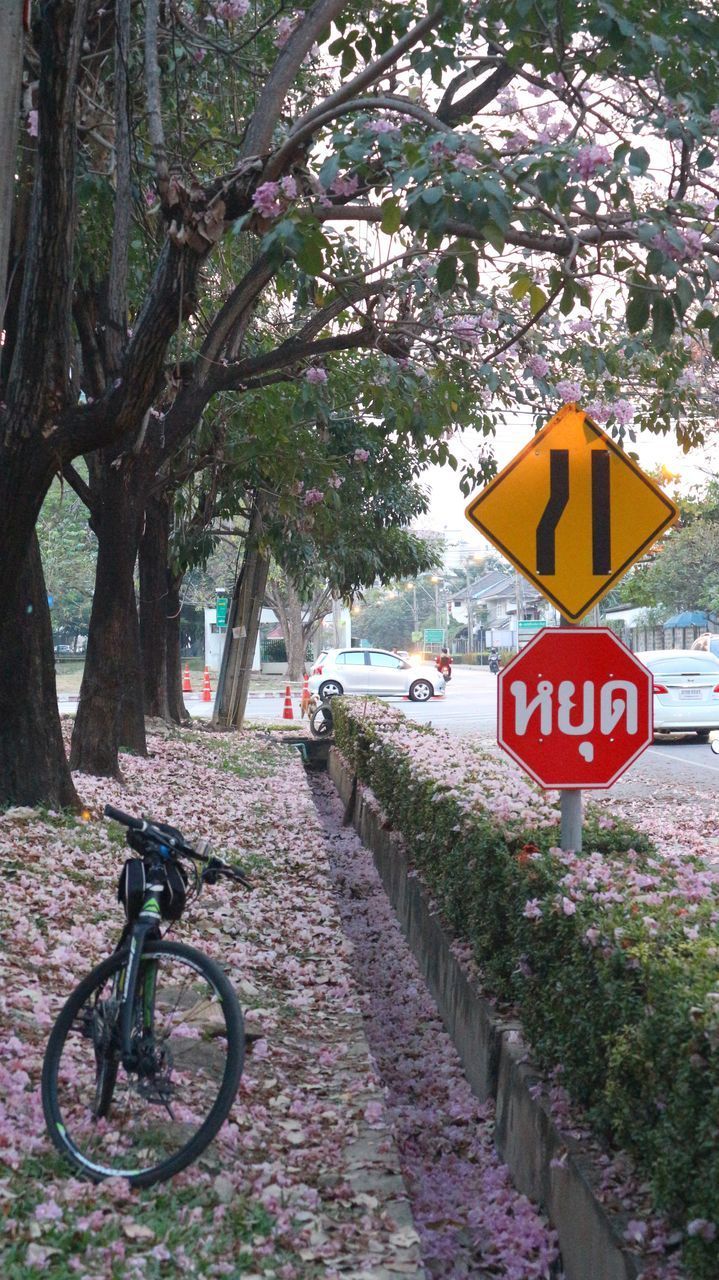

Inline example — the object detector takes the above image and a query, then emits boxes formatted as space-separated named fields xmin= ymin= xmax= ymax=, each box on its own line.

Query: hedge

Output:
xmin=333 ymin=699 xmax=719 ymax=1278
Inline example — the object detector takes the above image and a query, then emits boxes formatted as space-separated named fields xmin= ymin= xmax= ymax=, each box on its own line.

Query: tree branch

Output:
xmin=106 ymin=0 xmax=132 ymax=375
xmin=145 ymin=0 xmax=170 ymax=203
xmin=241 ymin=0 xmax=350 ymax=158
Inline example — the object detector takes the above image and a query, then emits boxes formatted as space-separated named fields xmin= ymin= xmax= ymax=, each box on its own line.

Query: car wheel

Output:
xmin=318 ymin=680 xmax=343 ymax=699
xmin=696 ymin=730 xmax=710 ymax=742
xmin=409 ymin=679 xmax=433 ymax=703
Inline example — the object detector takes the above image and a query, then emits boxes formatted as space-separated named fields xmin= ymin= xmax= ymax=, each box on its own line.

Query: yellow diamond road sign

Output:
xmin=465 ymin=405 xmax=679 ymax=622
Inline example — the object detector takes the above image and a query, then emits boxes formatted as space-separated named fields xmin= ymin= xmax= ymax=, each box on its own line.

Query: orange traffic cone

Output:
xmin=201 ymin=666 xmax=212 ymax=703
xmin=183 ymin=663 xmax=193 ymax=694
xmin=282 ymin=683 xmax=294 ymax=720
xmin=300 ymin=674 xmax=311 ymax=718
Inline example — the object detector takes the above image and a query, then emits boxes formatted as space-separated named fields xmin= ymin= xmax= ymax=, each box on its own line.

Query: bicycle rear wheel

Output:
xmin=42 ymin=939 xmax=244 ymax=1186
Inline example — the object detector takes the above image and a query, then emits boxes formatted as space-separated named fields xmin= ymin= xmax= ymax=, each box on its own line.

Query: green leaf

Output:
xmin=511 ymin=275 xmax=532 ymax=301
xmin=380 ymin=198 xmax=403 ymax=234
xmin=651 ymin=295 xmax=675 ymax=349
xmin=626 ymin=289 xmax=651 ymax=332
xmin=628 ymin=146 xmax=650 ymax=175
xmin=529 ymin=285 xmax=548 ymax=315
xmin=420 ymin=187 xmax=445 ymax=205
xmin=698 ymin=147 xmax=715 ymax=170
xmin=482 ymin=222 xmax=505 ymax=254
xmin=436 ymin=255 xmax=457 ymax=292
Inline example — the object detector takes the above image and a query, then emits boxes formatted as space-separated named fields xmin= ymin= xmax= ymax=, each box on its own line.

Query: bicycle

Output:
xmin=41 ymin=804 xmax=252 ymax=1187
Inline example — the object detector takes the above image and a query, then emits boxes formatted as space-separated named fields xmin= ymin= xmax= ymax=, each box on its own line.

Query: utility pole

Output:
xmin=465 ymin=560 xmax=474 ymax=654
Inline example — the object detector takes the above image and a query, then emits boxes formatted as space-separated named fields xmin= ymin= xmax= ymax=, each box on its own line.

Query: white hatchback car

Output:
xmin=639 ymin=649 xmax=719 ymax=739
xmin=309 ymin=647 xmax=444 ymax=702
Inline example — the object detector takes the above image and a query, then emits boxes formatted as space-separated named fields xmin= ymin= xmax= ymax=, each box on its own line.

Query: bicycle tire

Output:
xmin=42 ymin=939 xmax=244 ymax=1187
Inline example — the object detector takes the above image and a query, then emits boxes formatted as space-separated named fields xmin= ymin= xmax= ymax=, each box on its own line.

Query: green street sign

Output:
xmin=216 ymin=595 xmax=229 ymax=628
xmin=423 ymin=627 xmax=446 ymax=644
xmin=518 ymin=620 xmax=546 ymax=635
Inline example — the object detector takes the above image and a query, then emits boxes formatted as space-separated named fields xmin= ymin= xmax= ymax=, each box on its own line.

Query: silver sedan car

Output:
xmin=308 ymin=647 xmax=445 ymax=702
xmin=639 ymin=649 xmax=719 ymax=740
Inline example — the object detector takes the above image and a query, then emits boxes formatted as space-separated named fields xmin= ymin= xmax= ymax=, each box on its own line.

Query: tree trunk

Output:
xmin=0 ymin=532 xmax=79 ymax=810
xmin=166 ymin=570 xmax=188 ymax=724
xmin=0 ymin=0 xmax=23 ymax=327
xmin=139 ymin=492 xmax=171 ymax=721
xmin=70 ymin=461 xmax=146 ymax=776
xmin=213 ymin=497 xmax=270 ymax=730
xmin=284 ymin=583 xmax=307 ymax=680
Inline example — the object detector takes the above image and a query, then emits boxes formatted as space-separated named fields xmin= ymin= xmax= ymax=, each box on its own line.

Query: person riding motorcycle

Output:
xmin=488 ymin=647 xmax=500 ymax=674
xmin=435 ymin=648 xmax=452 ymax=682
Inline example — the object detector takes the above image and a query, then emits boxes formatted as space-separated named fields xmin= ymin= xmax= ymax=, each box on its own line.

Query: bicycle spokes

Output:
xmin=49 ymin=947 xmax=235 ymax=1180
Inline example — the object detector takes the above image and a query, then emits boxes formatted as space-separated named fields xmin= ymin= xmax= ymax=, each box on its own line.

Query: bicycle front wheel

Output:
xmin=42 ymin=939 xmax=244 ymax=1186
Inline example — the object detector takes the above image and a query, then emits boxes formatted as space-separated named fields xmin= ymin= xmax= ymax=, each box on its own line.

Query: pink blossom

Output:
xmin=450 ymin=316 xmax=482 ymax=344
xmin=366 ymin=119 xmax=399 ymax=135
xmin=625 ymin=1219 xmax=648 ymax=1244
xmin=327 ymin=473 xmax=344 ymax=489
xmin=586 ymin=400 xmax=611 ymax=425
xmin=523 ymin=899 xmax=543 ymax=920
xmin=280 ymin=175 xmax=298 ymax=200
xmin=353 ymin=447 xmax=370 ymax=462
xmin=304 ymin=366 xmax=328 ymax=384
xmin=561 ymin=896 xmax=577 ymax=916
xmin=584 ymin=926 xmax=601 ymax=946
xmin=687 ymin=1218 xmax=716 ymax=1242
xmin=612 ymin=398 xmax=635 ymax=426
xmin=34 ymin=1199 xmax=63 ymax=1222
xmin=480 ymin=310 xmax=499 ymax=330
xmin=192 ymin=48 xmax=206 ymax=63
xmin=303 ymin=488 xmax=324 ymax=506
xmin=497 ymin=89 xmax=519 ymax=115
xmin=525 ymin=355 xmax=549 ymax=378
xmin=214 ymin=0 xmax=250 ymax=18
xmin=573 ymin=144 xmax=611 ymax=181
xmin=555 ymin=380 xmax=582 ymax=404
xmin=252 ymin=181 xmax=282 ymax=219
xmin=652 ymin=228 xmax=703 ymax=263
xmin=274 ymin=11 xmax=303 ymax=46
xmin=454 ymin=150 xmax=478 ymax=170
xmin=27 ymin=110 xmax=38 ymax=138
xmin=331 ymin=173 xmax=359 ymax=197
xmin=506 ymin=130 xmax=530 ymax=152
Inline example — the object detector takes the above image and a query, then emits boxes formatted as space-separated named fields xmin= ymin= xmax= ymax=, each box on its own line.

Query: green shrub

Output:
xmin=333 ymin=699 xmax=719 ymax=1278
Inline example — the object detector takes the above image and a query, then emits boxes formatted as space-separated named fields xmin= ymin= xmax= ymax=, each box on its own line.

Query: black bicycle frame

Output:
xmin=117 ymin=863 xmax=166 ymax=1068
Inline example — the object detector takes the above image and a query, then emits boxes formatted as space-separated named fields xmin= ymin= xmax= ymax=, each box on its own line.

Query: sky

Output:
xmin=419 ymin=413 xmax=719 ymax=568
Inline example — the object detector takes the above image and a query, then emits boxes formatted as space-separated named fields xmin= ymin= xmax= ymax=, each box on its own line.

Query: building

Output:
xmin=448 ymin=571 xmax=553 ymax=650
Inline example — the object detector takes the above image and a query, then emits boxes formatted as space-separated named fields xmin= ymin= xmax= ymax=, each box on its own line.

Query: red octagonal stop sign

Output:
xmin=497 ymin=628 xmax=653 ymax=789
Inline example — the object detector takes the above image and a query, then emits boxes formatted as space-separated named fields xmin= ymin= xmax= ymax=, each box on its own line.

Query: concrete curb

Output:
xmin=329 ymin=747 xmax=651 ymax=1280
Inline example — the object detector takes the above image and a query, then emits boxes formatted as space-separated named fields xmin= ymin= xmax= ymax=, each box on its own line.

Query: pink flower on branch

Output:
xmin=252 ymin=181 xmax=282 ymax=219
xmin=304 ymin=366 xmax=328 ymax=384
xmin=555 ymin=380 xmax=582 ymax=404
xmin=525 ymin=355 xmax=549 ymax=378
xmin=365 ymin=119 xmax=400 ymax=135
xmin=353 ymin=447 xmax=370 ymax=462
xmin=303 ymin=488 xmax=324 ymax=506
xmin=572 ymin=144 xmax=611 ymax=181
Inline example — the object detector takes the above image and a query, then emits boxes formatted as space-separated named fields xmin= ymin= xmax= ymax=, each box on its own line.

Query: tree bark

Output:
xmin=139 ymin=491 xmax=171 ymax=720
xmin=0 ymin=0 xmax=23 ymax=329
xmin=277 ymin=580 xmax=307 ymax=680
xmin=0 ymin=532 xmax=79 ymax=809
xmin=213 ymin=497 xmax=270 ymax=730
xmin=166 ymin=570 xmax=188 ymax=723
xmin=70 ymin=459 xmax=146 ymax=776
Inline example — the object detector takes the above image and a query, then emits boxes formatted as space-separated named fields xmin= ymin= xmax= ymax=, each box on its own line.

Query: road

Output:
xmin=59 ymin=664 xmax=719 ymax=796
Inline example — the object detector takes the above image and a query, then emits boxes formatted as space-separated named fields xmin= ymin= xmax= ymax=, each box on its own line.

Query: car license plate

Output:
xmin=679 ymin=687 xmax=702 ymax=700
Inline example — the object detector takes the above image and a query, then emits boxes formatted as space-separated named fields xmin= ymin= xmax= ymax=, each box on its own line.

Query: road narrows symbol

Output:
xmin=592 ymin=450 xmax=611 ymax=574
xmin=536 ymin=449 xmax=569 ymax=575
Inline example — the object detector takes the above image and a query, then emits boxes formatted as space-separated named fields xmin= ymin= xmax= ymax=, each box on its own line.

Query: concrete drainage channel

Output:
xmin=311 ymin=768 xmax=562 ymax=1279
xmin=323 ymin=746 xmax=657 ymax=1280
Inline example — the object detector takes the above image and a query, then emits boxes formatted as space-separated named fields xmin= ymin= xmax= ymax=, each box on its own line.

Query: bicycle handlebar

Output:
xmin=103 ymin=804 xmax=253 ymax=888
xmin=104 ymin=804 xmax=145 ymax=830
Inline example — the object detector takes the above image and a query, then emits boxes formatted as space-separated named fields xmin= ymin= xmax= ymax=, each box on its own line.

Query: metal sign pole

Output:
xmin=559 ymin=615 xmax=582 ymax=852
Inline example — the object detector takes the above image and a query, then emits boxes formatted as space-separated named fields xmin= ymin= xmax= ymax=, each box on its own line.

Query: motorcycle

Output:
xmin=435 ymin=658 xmax=452 ymax=683
xmin=488 ymin=655 xmax=500 ymax=675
